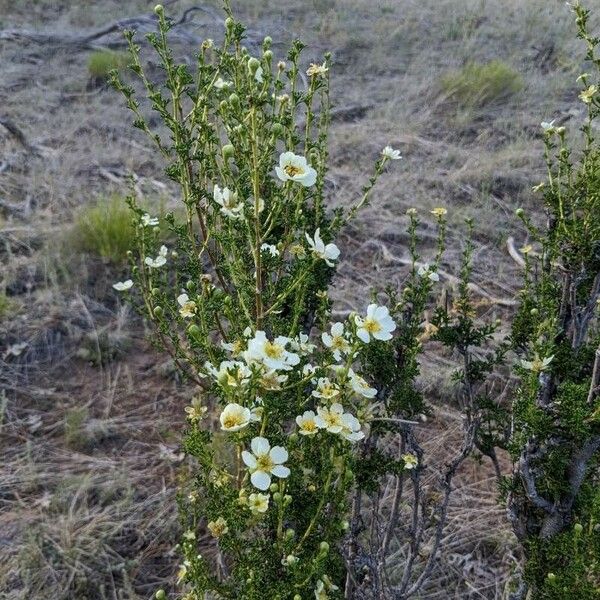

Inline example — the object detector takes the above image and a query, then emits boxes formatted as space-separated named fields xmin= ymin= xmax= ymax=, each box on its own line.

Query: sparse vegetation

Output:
xmin=87 ymin=49 xmax=130 ymax=80
xmin=441 ymin=60 xmax=523 ymax=108
xmin=70 ymin=195 xmax=134 ymax=263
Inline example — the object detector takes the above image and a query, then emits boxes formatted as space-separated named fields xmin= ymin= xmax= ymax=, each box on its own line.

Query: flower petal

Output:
xmin=251 ymin=470 xmax=271 ymax=490
xmin=242 ymin=451 xmax=257 ymax=469
xmin=269 ymin=446 xmax=288 ymax=464
xmin=251 ymin=436 xmax=270 ymax=456
xmin=271 ymin=464 xmax=290 ymax=479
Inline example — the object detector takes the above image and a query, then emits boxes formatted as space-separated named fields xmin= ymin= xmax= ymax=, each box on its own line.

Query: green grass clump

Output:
xmin=0 ymin=292 xmax=12 ymax=321
xmin=87 ymin=50 xmax=130 ymax=79
xmin=71 ymin=195 xmax=134 ymax=263
xmin=441 ymin=60 xmax=523 ymax=108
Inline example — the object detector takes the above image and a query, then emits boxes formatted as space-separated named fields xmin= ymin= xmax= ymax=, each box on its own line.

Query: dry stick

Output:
xmin=587 ymin=347 xmax=600 ymax=405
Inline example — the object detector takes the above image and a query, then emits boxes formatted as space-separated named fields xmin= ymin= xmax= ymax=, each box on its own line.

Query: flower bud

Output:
xmin=308 ymin=484 xmax=316 ymax=492
xmin=319 ymin=541 xmax=330 ymax=554
xmin=269 ymin=483 xmax=278 ymax=493
xmin=263 ymin=50 xmax=273 ymax=61
xmin=341 ymin=520 xmax=350 ymax=531
xmin=222 ymin=144 xmax=235 ymax=160
xmin=219 ymin=100 xmax=228 ymax=112
xmin=574 ymin=523 xmax=583 ymax=534
xmin=155 ymin=590 xmax=166 ymax=600
xmin=294 ymin=595 xmax=302 ymax=600
xmin=515 ymin=208 xmax=524 ymax=218
xmin=187 ymin=324 xmax=202 ymax=340
xmin=186 ymin=281 xmax=196 ymax=292
xmin=154 ymin=4 xmax=164 ymax=15
xmin=283 ymin=494 xmax=292 ymax=506
xmin=225 ymin=17 xmax=235 ymax=31
xmin=247 ymin=57 xmax=260 ymax=75
xmin=126 ymin=250 xmax=133 ymax=257
xmin=547 ymin=572 xmax=556 ymax=581
xmin=263 ymin=36 xmax=272 ymax=48
xmin=272 ymin=492 xmax=282 ymax=503
xmin=153 ymin=306 xmax=163 ymax=318
xmin=530 ymin=308 xmax=539 ymax=316
xmin=151 ymin=287 xmax=161 ymax=296
xmin=288 ymin=433 xmax=298 ymax=444
xmin=284 ymin=528 xmax=295 ymax=540
xmin=271 ymin=122 xmax=284 ymax=138
xmin=228 ymin=93 xmax=240 ymax=109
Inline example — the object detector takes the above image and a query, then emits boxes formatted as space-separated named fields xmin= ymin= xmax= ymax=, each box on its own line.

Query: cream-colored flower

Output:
xmin=521 ymin=354 xmax=554 ymax=373
xmin=275 ymin=151 xmax=317 ymax=187
xmin=207 ymin=516 xmax=229 ymax=538
xmin=316 ymin=403 xmax=346 ymax=434
xmin=177 ymin=560 xmax=191 ymax=583
xmin=417 ymin=263 xmax=440 ymax=282
xmin=322 ymin=322 xmax=351 ymax=361
xmin=259 ymin=370 xmax=288 ymax=390
xmin=430 ymin=207 xmax=447 ymax=218
xmin=315 ymin=576 xmax=339 ymax=599
xmin=402 ymin=453 xmax=418 ymax=469
xmin=306 ymin=228 xmax=340 ymax=267
xmin=339 ymin=412 xmax=364 ymax=442
xmin=307 ymin=62 xmax=328 ymax=77
xmin=183 ymin=529 xmax=196 ymax=541
xmin=214 ymin=77 xmax=232 ymax=89
xmin=290 ymin=332 xmax=316 ymax=355
xmin=242 ymin=436 xmax=290 ymax=490
xmin=177 ymin=293 xmax=197 ymax=318
xmin=348 ymin=369 xmax=377 ymax=399
xmin=579 ymin=85 xmax=597 ymax=104
xmin=520 ymin=244 xmax=534 ymax=255
xmin=219 ymin=403 xmax=252 ymax=432
xmin=312 ymin=377 xmax=340 ymax=400
xmin=260 ymin=243 xmax=279 ymax=257
xmin=213 ymin=184 xmax=243 ymax=219
xmin=382 ymin=145 xmax=402 ymax=160
xmin=540 ymin=120 xmax=556 ymax=133
xmin=355 ymin=304 xmax=397 ymax=343
xmin=248 ymin=492 xmax=270 ymax=514
xmin=113 ymin=279 xmax=133 ymax=291
xmin=144 ymin=245 xmax=168 ymax=268
xmin=141 ymin=213 xmax=159 ymax=227
xmin=205 ymin=360 xmax=252 ymax=388
xmin=296 ymin=410 xmax=324 ymax=435
xmin=185 ymin=397 xmax=208 ymax=423
xmin=244 ymin=331 xmax=300 ymax=371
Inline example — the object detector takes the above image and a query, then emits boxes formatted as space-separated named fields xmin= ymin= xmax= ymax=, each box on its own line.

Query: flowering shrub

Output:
xmin=111 ymin=3 xmax=407 ymax=597
xmin=506 ymin=4 xmax=600 ymax=598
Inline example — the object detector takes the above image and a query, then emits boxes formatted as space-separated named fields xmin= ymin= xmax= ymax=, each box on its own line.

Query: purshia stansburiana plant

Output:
xmin=111 ymin=2 xmax=406 ymax=598
xmin=506 ymin=3 xmax=600 ymax=598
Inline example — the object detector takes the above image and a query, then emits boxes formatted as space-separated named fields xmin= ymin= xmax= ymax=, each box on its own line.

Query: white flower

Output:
xmin=205 ymin=360 xmax=252 ymax=387
xmin=275 ymin=151 xmax=317 ymax=187
xmin=322 ymin=322 xmax=351 ymax=361
xmin=348 ymin=369 xmax=377 ymax=399
xmin=113 ymin=279 xmax=133 ymax=291
xmin=303 ymin=363 xmax=317 ymax=377
xmin=540 ymin=120 xmax=556 ymax=132
xmin=296 ymin=410 xmax=324 ymax=436
xmin=340 ymin=412 xmax=364 ymax=442
xmin=141 ymin=213 xmax=159 ymax=227
xmin=248 ymin=492 xmax=269 ymax=513
xmin=417 ymin=263 xmax=440 ymax=282
xmin=382 ymin=145 xmax=402 ymax=160
xmin=402 ymin=453 xmax=418 ymax=469
xmin=306 ymin=228 xmax=340 ymax=267
xmin=213 ymin=184 xmax=243 ymax=219
xmin=521 ymin=354 xmax=554 ymax=373
xmin=220 ymin=403 xmax=252 ymax=432
xmin=259 ymin=370 xmax=288 ymax=390
xmin=260 ymin=243 xmax=279 ymax=257
xmin=315 ymin=576 xmax=339 ymax=599
xmin=290 ymin=332 xmax=316 ymax=355
xmin=144 ymin=245 xmax=168 ymax=268
xmin=312 ymin=377 xmax=340 ymax=400
xmin=355 ymin=304 xmax=396 ymax=343
xmin=244 ymin=331 xmax=300 ymax=371
xmin=307 ymin=62 xmax=328 ymax=77
xmin=177 ymin=293 xmax=197 ymax=318
xmin=316 ymin=403 xmax=346 ymax=434
xmin=214 ymin=77 xmax=232 ymax=89
xmin=255 ymin=65 xmax=264 ymax=83
xmin=242 ymin=437 xmax=290 ymax=490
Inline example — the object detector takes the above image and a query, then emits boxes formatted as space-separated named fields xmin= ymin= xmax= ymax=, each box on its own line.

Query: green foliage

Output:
xmin=70 ymin=195 xmax=134 ymax=263
xmin=0 ymin=291 xmax=12 ymax=321
xmin=507 ymin=4 xmax=600 ymax=597
xmin=87 ymin=49 xmax=130 ymax=79
xmin=441 ymin=60 xmax=523 ymax=108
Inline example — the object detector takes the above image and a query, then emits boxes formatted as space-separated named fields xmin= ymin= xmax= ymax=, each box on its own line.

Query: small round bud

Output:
xmin=248 ymin=57 xmax=260 ymax=74
xmin=341 ymin=520 xmax=350 ymax=531
xmin=294 ymin=595 xmax=302 ymax=600
xmin=225 ymin=17 xmax=235 ymax=31
xmin=151 ymin=287 xmax=160 ymax=297
xmin=277 ymin=61 xmax=286 ymax=71
xmin=154 ymin=4 xmax=164 ymax=15
xmin=186 ymin=281 xmax=196 ymax=292
xmin=228 ymin=93 xmax=240 ymax=108
xmin=284 ymin=528 xmax=295 ymax=540
xmin=272 ymin=492 xmax=282 ymax=503
xmin=187 ymin=324 xmax=202 ymax=339
xmin=547 ymin=572 xmax=556 ymax=581
xmin=219 ymin=100 xmax=228 ymax=112
xmin=530 ymin=308 xmax=539 ymax=316
xmin=153 ymin=306 xmax=163 ymax=317
xmin=271 ymin=122 xmax=284 ymax=138
xmin=155 ymin=590 xmax=166 ymax=600
xmin=126 ymin=250 xmax=133 ymax=257
xmin=263 ymin=36 xmax=272 ymax=48
xmin=222 ymin=144 xmax=235 ymax=160
xmin=283 ymin=494 xmax=292 ymax=506
xmin=319 ymin=541 xmax=330 ymax=554
xmin=269 ymin=483 xmax=278 ymax=493
xmin=515 ymin=208 xmax=524 ymax=218
xmin=263 ymin=50 xmax=273 ymax=61
xmin=574 ymin=523 xmax=583 ymax=534
xmin=308 ymin=484 xmax=316 ymax=492
xmin=288 ymin=432 xmax=298 ymax=444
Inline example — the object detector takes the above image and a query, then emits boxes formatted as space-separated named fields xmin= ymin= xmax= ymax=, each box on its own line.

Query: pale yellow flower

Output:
xmin=402 ymin=453 xmax=418 ymax=469
xmin=579 ymin=85 xmax=598 ymax=104
xmin=430 ymin=207 xmax=447 ymax=218
xmin=207 ymin=516 xmax=229 ymax=538
xmin=307 ymin=62 xmax=328 ymax=77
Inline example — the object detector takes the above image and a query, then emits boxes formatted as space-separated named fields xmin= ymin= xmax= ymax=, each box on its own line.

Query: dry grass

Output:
xmin=0 ymin=0 xmax=593 ymax=597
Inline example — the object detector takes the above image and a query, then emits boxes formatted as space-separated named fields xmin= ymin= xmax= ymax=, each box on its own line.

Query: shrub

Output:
xmin=70 ymin=195 xmax=134 ymax=263
xmin=87 ymin=49 xmax=130 ymax=79
xmin=441 ymin=59 xmax=523 ymax=108
xmin=505 ymin=4 xmax=600 ymax=598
